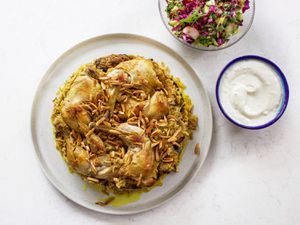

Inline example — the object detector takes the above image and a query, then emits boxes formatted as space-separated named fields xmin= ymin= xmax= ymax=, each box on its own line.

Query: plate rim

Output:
xmin=31 ymin=33 xmax=213 ymax=215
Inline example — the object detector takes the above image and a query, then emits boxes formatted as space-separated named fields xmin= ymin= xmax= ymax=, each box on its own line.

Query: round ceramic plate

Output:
xmin=31 ymin=33 xmax=213 ymax=215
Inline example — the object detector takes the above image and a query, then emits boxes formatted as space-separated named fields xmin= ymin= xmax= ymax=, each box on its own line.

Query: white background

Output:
xmin=1 ymin=0 xmax=300 ymax=224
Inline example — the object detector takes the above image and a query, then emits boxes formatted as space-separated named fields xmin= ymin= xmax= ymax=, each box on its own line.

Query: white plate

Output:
xmin=31 ymin=33 xmax=213 ymax=215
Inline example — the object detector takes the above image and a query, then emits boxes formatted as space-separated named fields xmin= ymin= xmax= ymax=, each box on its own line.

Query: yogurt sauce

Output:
xmin=219 ymin=59 xmax=284 ymax=127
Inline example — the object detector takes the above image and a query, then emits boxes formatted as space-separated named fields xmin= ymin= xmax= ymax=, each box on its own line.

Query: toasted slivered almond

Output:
xmin=155 ymin=148 xmax=160 ymax=161
xmin=159 ymin=140 xmax=164 ymax=149
xmin=132 ymin=141 xmax=143 ymax=146
xmin=122 ymin=83 xmax=134 ymax=88
xmin=164 ymin=116 xmax=167 ymax=122
xmin=137 ymin=118 xmax=141 ymax=127
xmin=98 ymin=99 xmax=108 ymax=106
xmin=151 ymin=129 xmax=160 ymax=136
xmin=89 ymin=102 xmax=98 ymax=109
xmin=160 ymin=135 xmax=170 ymax=139
xmin=95 ymin=196 xmax=115 ymax=206
xmin=141 ymin=118 xmax=146 ymax=127
xmin=162 ymin=88 xmax=169 ymax=96
xmin=83 ymin=104 xmax=93 ymax=112
xmin=144 ymin=116 xmax=149 ymax=123
xmin=173 ymin=127 xmax=182 ymax=137
xmin=123 ymin=95 xmax=129 ymax=102
xmin=131 ymin=96 xmax=142 ymax=101
xmin=112 ymin=114 xmax=120 ymax=122
xmin=167 ymin=115 xmax=176 ymax=120
xmin=166 ymin=128 xmax=170 ymax=137
xmin=121 ymin=104 xmax=125 ymax=112
xmin=157 ymin=122 xmax=168 ymax=127
xmin=87 ymin=177 xmax=100 ymax=183
xmin=103 ymin=121 xmax=111 ymax=127
xmin=110 ymin=82 xmax=123 ymax=86
xmin=92 ymin=109 xmax=99 ymax=115
xmin=167 ymin=136 xmax=177 ymax=143
xmin=194 ymin=143 xmax=200 ymax=156
xmin=183 ymin=131 xmax=190 ymax=137
xmin=90 ymin=162 xmax=97 ymax=174
xmin=102 ymin=105 xmax=111 ymax=110
xmin=137 ymin=174 xmax=143 ymax=187
xmin=100 ymin=82 xmax=106 ymax=90
xmin=106 ymin=139 xmax=121 ymax=145
xmin=172 ymin=142 xmax=181 ymax=148
xmin=151 ymin=142 xmax=160 ymax=148
xmin=112 ymin=121 xmax=120 ymax=126
xmin=160 ymin=149 xmax=169 ymax=160
xmin=86 ymin=128 xmax=95 ymax=137
xmin=133 ymin=90 xmax=145 ymax=94
xmin=103 ymin=94 xmax=109 ymax=102
xmin=162 ymin=157 xmax=174 ymax=163
xmin=127 ymin=116 xmax=138 ymax=122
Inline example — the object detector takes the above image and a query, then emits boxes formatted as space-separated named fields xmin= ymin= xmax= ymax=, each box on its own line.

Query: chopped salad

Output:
xmin=165 ymin=0 xmax=250 ymax=47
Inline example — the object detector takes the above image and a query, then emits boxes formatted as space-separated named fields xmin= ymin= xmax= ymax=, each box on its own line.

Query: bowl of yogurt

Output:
xmin=216 ymin=55 xmax=289 ymax=129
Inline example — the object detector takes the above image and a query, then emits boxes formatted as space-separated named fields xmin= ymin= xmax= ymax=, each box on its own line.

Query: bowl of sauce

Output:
xmin=216 ymin=55 xmax=289 ymax=129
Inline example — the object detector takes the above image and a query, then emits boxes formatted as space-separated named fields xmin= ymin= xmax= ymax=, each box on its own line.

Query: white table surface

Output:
xmin=1 ymin=0 xmax=300 ymax=224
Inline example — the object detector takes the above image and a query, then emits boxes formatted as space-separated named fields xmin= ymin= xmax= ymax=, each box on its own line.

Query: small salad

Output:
xmin=165 ymin=0 xmax=250 ymax=47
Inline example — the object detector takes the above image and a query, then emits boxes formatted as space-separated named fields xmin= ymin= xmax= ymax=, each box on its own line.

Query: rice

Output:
xmin=51 ymin=54 xmax=198 ymax=194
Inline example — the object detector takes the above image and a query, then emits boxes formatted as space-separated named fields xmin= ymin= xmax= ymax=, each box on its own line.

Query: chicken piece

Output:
xmin=125 ymin=140 xmax=157 ymax=186
xmin=66 ymin=136 xmax=114 ymax=179
xmin=124 ymin=91 xmax=169 ymax=119
xmin=116 ymin=123 xmax=146 ymax=147
xmin=60 ymin=74 xmax=105 ymax=153
xmin=52 ymin=114 xmax=69 ymax=138
xmin=105 ymin=58 xmax=165 ymax=117
xmin=65 ymin=122 xmax=157 ymax=186
xmin=66 ymin=138 xmax=91 ymax=175
xmin=61 ymin=75 xmax=100 ymax=132
xmin=106 ymin=69 xmax=128 ymax=114
xmin=143 ymin=91 xmax=169 ymax=120
xmin=117 ymin=123 xmax=157 ymax=186
xmin=116 ymin=58 xmax=162 ymax=92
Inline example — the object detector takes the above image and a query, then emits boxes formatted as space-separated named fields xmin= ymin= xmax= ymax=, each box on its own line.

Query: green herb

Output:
xmin=179 ymin=9 xmax=203 ymax=25
xmin=166 ymin=1 xmax=175 ymax=15
xmin=166 ymin=0 xmax=183 ymax=16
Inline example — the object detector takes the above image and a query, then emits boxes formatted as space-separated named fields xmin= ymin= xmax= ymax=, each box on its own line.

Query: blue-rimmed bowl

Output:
xmin=216 ymin=55 xmax=289 ymax=130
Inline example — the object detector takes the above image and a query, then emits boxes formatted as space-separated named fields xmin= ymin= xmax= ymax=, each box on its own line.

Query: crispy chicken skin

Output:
xmin=60 ymin=75 xmax=105 ymax=153
xmin=143 ymin=91 xmax=169 ymax=120
xmin=52 ymin=54 xmax=197 ymax=193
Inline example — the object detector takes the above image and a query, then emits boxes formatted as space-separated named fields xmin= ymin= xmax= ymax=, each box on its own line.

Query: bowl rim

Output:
xmin=215 ymin=55 xmax=289 ymax=130
xmin=158 ymin=0 xmax=256 ymax=51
